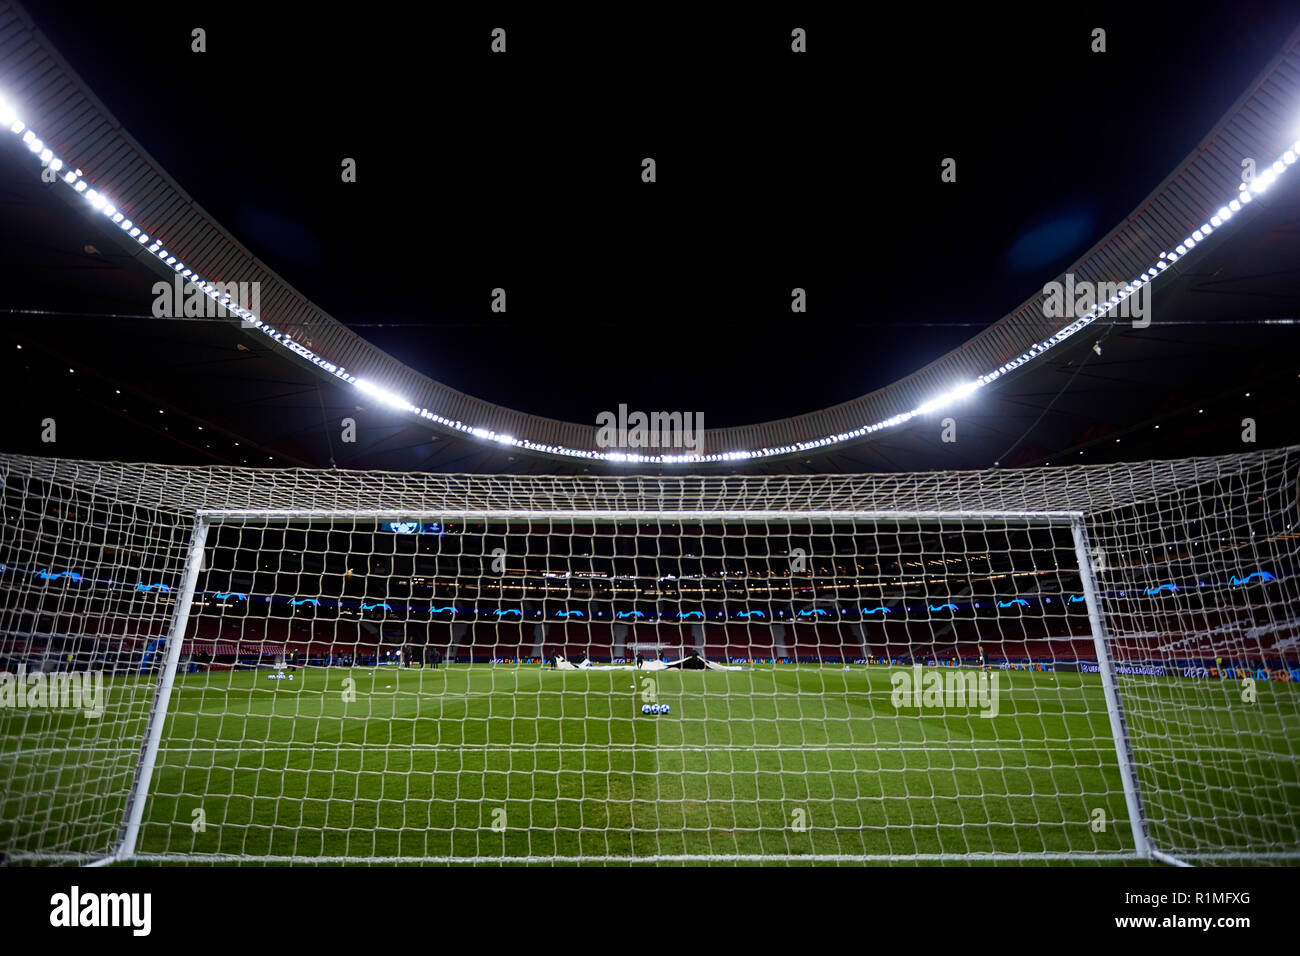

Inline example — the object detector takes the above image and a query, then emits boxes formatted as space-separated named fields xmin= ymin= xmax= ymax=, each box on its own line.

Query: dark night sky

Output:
xmin=26 ymin=1 xmax=1300 ymax=427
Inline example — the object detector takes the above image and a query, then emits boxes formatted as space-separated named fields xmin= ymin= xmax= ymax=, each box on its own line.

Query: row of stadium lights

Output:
xmin=3 ymin=91 xmax=1296 ymax=464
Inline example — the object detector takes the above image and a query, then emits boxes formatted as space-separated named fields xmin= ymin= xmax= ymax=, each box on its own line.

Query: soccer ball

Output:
xmin=641 ymin=704 xmax=651 ymax=715
xmin=660 ymin=703 xmax=670 ymax=714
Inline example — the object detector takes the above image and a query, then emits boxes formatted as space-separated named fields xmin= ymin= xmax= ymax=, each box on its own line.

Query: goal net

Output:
xmin=1 ymin=448 xmax=1297 ymax=865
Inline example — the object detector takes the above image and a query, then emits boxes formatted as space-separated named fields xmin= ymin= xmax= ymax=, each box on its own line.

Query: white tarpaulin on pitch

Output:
xmin=555 ymin=654 xmax=744 ymax=672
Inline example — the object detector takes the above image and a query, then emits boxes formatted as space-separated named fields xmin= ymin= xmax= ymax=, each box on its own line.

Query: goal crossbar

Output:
xmin=196 ymin=509 xmax=1086 ymax=525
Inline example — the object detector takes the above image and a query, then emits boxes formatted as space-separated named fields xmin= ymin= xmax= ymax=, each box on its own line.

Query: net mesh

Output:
xmin=1 ymin=448 xmax=1297 ymax=864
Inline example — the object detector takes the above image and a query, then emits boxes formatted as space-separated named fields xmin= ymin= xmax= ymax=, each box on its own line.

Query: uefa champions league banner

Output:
xmin=1064 ymin=661 xmax=1300 ymax=681
xmin=1076 ymin=662 xmax=1168 ymax=677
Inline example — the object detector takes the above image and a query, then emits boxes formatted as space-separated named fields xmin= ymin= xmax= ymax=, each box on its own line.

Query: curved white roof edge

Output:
xmin=1 ymin=1 xmax=1298 ymax=464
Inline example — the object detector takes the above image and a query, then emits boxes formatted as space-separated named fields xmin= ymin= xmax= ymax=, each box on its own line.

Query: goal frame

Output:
xmin=87 ymin=505 xmax=1168 ymax=866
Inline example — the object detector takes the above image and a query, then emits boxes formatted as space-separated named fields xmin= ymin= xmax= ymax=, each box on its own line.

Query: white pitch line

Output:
xmin=14 ymin=849 xmax=1300 ymax=865
xmin=7 ymin=735 xmax=1268 ymax=758
xmin=57 ymin=851 xmax=1152 ymax=865
xmin=2 ymin=741 xmax=1119 ymax=757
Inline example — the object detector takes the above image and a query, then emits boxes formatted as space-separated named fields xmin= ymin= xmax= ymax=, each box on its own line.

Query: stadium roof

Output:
xmin=2 ymin=3 xmax=1299 ymax=473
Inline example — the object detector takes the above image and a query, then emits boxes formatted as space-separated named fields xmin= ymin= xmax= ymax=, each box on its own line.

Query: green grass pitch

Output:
xmin=2 ymin=664 xmax=1297 ymax=864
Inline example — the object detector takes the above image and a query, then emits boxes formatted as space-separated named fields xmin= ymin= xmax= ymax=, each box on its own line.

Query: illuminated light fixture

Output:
xmin=39 ymin=148 xmax=51 ymax=163
xmin=354 ymin=378 xmax=413 ymax=411
xmin=20 ymin=129 xmax=34 ymax=144
xmin=10 ymin=120 xmax=26 ymax=135
xmin=0 ymin=97 xmax=15 ymax=126
xmin=915 ymin=380 xmax=982 ymax=416
xmin=73 ymin=181 xmax=87 ymax=193
xmin=1249 ymin=169 xmax=1275 ymax=194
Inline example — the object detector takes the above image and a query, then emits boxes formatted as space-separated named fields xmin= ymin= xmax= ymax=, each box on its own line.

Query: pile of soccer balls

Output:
xmin=640 ymin=703 xmax=671 ymax=715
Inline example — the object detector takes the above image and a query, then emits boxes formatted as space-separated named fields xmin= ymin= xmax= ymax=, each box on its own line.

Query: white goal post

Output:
xmin=1 ymin=448 xmax=1298 ymax=865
